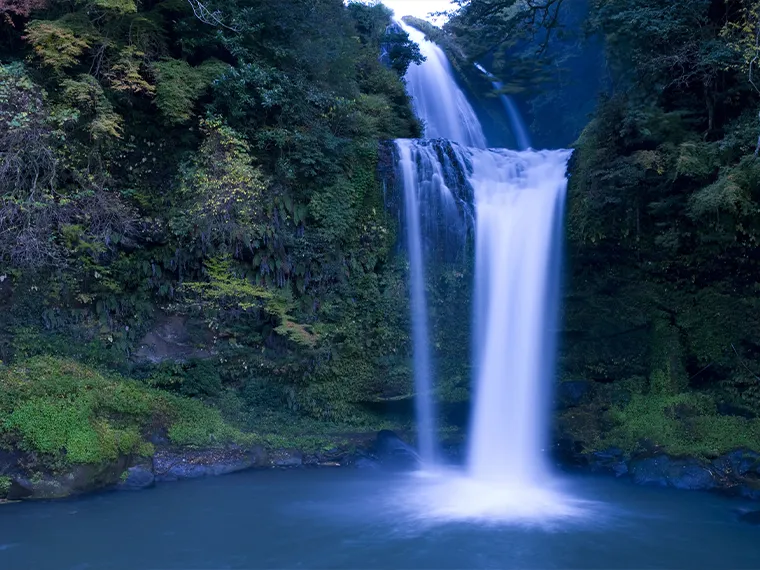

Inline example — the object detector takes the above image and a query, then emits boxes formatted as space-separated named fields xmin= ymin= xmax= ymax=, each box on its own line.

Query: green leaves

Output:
xmin=171 ymin=117 xmax=268 ymax=252
xmin=153 ymin=59 xmax=228 ymax=124
xmin=24 ymin=19 xmax=91 ymax=72
xmin=90 ymin=0 xmax=137 ymax=13
xmin=62 ymin=75 xmax=123 ymax=140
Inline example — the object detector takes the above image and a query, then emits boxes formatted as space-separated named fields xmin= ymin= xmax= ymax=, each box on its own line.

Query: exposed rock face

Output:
xmin=558 ymin=444 xmax=760 ymax=498
xmin=269 ymin=450 xmax=303 ymax=468
xmin=6 ymin=457 xmax=129 ymax=500
xmin=555 ymin=380 xmax=592 ymax=409
xmin=132 ymin=314 xmax=215 ymax=364
xmin=0 ymin=433 xmax=394 ymax=501
xmin=153 ymin=447 xmax=270 ymax=482
xmin=629 ymin=456 xmax=716 ymax=490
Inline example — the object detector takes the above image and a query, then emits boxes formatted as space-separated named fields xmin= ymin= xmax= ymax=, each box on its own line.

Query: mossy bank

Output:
xmin=0 ymin=357 xmax=405 ymax=501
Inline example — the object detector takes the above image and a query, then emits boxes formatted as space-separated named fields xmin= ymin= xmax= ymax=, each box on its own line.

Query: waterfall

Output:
xmin=465 ymin=147 xmax=571 ymax=484
xmin=397 ymin=20 xmax=486 ymax=147
xmin=396 ymin=139 xmax=470 ymax=465
xmin=396 ymin=21 xmax=571 ymax=503
xmin=474 ymin=63 xmax=532 ymax=150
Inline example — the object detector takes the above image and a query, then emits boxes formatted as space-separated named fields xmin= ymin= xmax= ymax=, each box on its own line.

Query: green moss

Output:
xmin=0 ymin=356 xmax=255 ymax=464
xmin=604 ymin=392 xmax=760 ymax=458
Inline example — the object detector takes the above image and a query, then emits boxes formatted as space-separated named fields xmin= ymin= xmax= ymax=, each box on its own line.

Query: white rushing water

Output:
xmin=396 ymin=21 xmax=576 ymax=519
xmin=475 ymin=63 xmax=532 ymax=150
xmin=397 ymin=141 xmax=446 ymax=465
xmin=466 ymin=147 xmax=571 ymax=484
xmin=398 ymin=20 xmax=486 ymax=147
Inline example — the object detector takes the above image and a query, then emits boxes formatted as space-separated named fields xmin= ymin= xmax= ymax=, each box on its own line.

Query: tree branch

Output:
xmin=185 ymin=0 xmax=240 ymax=32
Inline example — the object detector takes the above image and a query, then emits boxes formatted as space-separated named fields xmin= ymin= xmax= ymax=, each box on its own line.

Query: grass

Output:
xmin=0 ymin=356 xmax=256 ymax=465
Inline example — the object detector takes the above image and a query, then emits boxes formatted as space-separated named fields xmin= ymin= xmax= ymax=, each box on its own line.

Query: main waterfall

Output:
xmin=395 ymin=19 xmax=576 ymax=515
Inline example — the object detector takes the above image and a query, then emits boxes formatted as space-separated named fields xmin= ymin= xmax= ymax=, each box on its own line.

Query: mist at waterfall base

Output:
xmin=394 ymin=20 xmax=582 ymax=523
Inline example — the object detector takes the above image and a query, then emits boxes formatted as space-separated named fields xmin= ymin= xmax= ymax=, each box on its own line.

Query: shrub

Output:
xmin=0 ymin=356 xmax=255 ymax=464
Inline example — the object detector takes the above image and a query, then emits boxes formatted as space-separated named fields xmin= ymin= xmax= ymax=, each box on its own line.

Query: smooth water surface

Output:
xmin=1 ymin=469 xmax=759 ymax=570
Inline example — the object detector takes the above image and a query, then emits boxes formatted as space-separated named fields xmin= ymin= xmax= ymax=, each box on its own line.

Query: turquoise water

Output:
xmin=1 ymin=469 xmax=758 ymax=569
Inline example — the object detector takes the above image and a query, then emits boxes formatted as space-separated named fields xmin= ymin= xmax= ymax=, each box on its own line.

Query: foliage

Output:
xmin=0 ymin=0 xmax=46 ymax=18
xmin=0 ymin=0 xmax=422 ymax=447
xmin=605 ymin=392 xmax=760 ymax=458
xmin=23 ymin=18 xmax=92 ymax=71
xmin=0 ymin=357 xmax=254 ymax=464
xmin=153 ymin=59 xmax=228 ymax=124
xmin=171 ymin=118 xmax=268 ymax=253
xmin=555 ymin=0 xmax=760 ymax=460
xmin=0 ymin=475 xmax=10 ymax=497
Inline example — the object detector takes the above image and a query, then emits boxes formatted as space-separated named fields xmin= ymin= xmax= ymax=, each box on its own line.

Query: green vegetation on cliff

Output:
xmin=0 ymin=0 xmax=425 ymax=454
xmin=562 ymin=0 xmax=760 ymax=456
xmin=447 ymin=0 xmax=760 ymax=458
xmin=2 ymin=0 xmax=760 ymax=467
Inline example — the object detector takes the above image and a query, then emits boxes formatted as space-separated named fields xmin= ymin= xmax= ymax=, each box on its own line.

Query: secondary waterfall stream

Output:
xmin=395 ymin=19 xmax=573 ymax=515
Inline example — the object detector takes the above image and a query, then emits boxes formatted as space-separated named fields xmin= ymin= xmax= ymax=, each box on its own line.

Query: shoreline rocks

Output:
xmin=557 ymin=445 xmax=760 ymax=499
xmin=0 ymin=431 xmax=417 ymax=502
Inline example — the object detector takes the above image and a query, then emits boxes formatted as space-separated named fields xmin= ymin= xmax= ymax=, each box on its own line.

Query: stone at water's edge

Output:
xmin=0 ymin=432 xmax=417 ymax=502
xmin=153 ymin=447 xmax=270 ymax=482
xmin=117 ymin=464 xmax=155 ymax=491
xmin=629 ymin=456 xmax=716 ymax=490
xmin=557 ymin=443 xmax=760 ymax=498
xmin=6 ymin=456 xmax=130 ymax=500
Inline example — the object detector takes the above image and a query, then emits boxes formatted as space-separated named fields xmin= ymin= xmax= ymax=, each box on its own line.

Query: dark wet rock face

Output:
xmin=712 ymin=449 xmax=760 ymax=477
xmin=7 ymin=458 xmax=129 ymax=500
xmin=555 ymin=381 xmax=592 ymax=409
xmin=117 ymin=464 xmax=155 ymax=491
xmin=153 ymin=447 xmax=269 ymax=482
xmin=373 ymin=430 xmax=421 ymax=469
xmin=270 ymin=450 xmax=303 ymax=468
xmin=629 ymin=456 xmax=716 ymax=490
xmin=587 ymin=448 xmax=629 ymax=477
xmin=557 ymin=436 xmax=760 ymax=497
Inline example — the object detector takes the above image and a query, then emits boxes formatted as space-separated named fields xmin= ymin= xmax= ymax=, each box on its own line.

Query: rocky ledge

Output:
xmin=557 ymin=444 xmax=760 ymax=499
xmin=0 ymin=431 xmax=420 ymax=501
